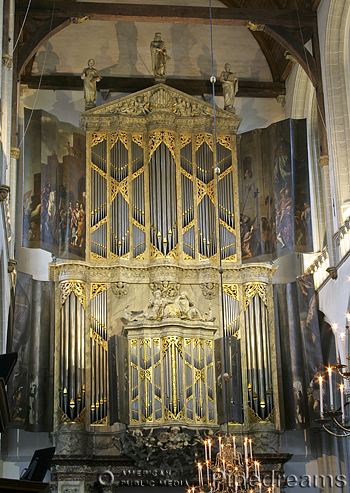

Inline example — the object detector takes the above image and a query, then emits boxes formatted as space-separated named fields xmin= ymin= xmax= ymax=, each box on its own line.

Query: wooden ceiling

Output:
xmin=15 ymin=0 xmax=320 ymax=98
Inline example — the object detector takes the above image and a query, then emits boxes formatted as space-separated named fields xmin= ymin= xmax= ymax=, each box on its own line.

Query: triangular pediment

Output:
xmin=81 ymin=83 xmax=242 ymax=126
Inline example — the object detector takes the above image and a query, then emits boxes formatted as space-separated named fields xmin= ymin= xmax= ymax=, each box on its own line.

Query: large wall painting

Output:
xmin=22 ymin=109 xmax=86 ymax=259
xmin=238 ymin=119 xmax=312 ymax=262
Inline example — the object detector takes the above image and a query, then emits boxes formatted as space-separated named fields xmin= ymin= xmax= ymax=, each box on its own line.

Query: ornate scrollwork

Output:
xmin=243 ymin=282 xmax=268 ymax=310
xmin=180 ymin=134 xmax=192 ymax=149
xmin=196 ymin=133 xmax=213 ymax=151
xmin=248 ymin=405 xmax=275 ymax=424
xmin=111 ymin=281 xmax=129 ymax=299
xmin=111 ymin=176 xmax=128 ymax=203
xmin=91 ymin=131 xmax=107 ymax=147
xmin=60 ymin=281 xmax=85 ymax=309
xmin=58 ymin=406 xmax=86 ymax=424
xmin=223 ymin=283 xmax=239 ymax=300
xmin=217 ymin=135 xmax=231 ymax=150
xmin=110 ymin=130 xmax=128 ymax=150
xmin=222 ymin=254 xmax=237 ymax=262
xmin=197 ymin=178 xmax=215 ymax=205
xmin=90 ymin=283 xmax=107 ymax=299
xmin=149 ymin=130 xmax=176 ymax=161
xmin=200 ymin=282 xmax=217 ymax=300
xmin=220 ymin=218 xmax=236 ymax=235
xmin=91 ymin=416 xmax=107 ymax=426
xmin=132 ymin=133 xmax=143 ymax=147
xmin=180 ymin=167 xmax=193 ymax=181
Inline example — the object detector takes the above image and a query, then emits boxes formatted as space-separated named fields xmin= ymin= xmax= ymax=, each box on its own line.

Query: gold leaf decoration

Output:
xmin=223 ymin=284 xmax=239 ymax=300
xmin=91 ymin=132 xmax=107 ymax=147
xmin=243 ymin=282 xmax=268 ymax=310
xmin=110 ymin=130 xmax=128 ymax=150
xmin=90 ymin=283 xmax=107 ymax=299
xmin=180 ymin=134 xmax=192 ymax=149
xmin=60 ymin=281 xmax=85 ymax=309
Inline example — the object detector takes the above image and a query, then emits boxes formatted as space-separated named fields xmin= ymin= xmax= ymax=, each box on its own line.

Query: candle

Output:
xmin=235 ymin=482 xmax=238 ymax=493
xmin=209 ymin=440 xmax=211 ymax=460
xmin=223 ymin=459 xmax=226 ymax=478
xmin=257 ymin=462 xmax=260 ymax=481
xmin=205 ymin=440 xmax=207 ymax=461
xmin=319 ymin=376 xmax=323 ymax=416
xmin=206 ymin=460 xmax=209 ymax=484
xmin=259 ymin=483 xmax=262 ymax=493
xmin=341 ymin=331 xmax=346 ymax=357
xmin=219 ymin=436 xmax=222 ymax=457
xmin=328 ymin=367 xmax=334 ymax=409
xmin=341 ymin=384 xmax=345 ymax=424
xmin=249 ymin=439 xmax=253 ymax=459
xmin=333 ymin=324 xmax=340 ymax=361
xmin=233 ymin=436 xmax=236 ymax=456
xmin=245 ymin=458 xmax=249 ymax=479
xmin=272 ymin=469 xmax=274 ymax=489
xmin=244 ymin=438 xmax=248 ymax=459
xmin=198 ymin=463 xmax=203 ymax=487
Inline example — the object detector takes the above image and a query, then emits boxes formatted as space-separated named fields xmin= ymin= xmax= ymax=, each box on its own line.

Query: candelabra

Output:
xmin=315 ymin=313 xmax=350 ymax=437
xmin=194 ymin=435 xmax=273 ymax=493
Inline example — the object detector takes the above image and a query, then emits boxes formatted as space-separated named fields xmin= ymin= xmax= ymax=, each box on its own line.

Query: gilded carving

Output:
xmin=196 ymin=133 xmax=213 ymax=151
xmin=90 ymin=328 xmax=107 ymax=350
xmin=220 ymin=218 xmax=236 ymax=235
xmin=110 ymin=130 xmax=128 ymax=150
xmin=91 ymin=162 xmax=107 ymax=179
xmin=111 ymin=176 xmax=128 ymax=203
xmin=91 ymin=216 xmax=107 ymax=233
xmin=180 ymin=134 xmax=192 ymax=148
xmin=132 ymin=133 xmax=143 ymax=147
xmin=90 ymin=282 xmax=107 ymax=299
xmin=180 ymin=167 xmax=193 ymax=181
xmin=132 ymin=166 xmax=144 ymax=179
xmin=60 ymin=281 xmax=86 ymax=309
xmin=197 ymin=178 xmax=215 ymax=205
xmin=149 ymin=130 xmax=176 ymax=161
xmin=91 ymin=132 xmax=107 ymax=147
xmin=222 ymin=254 xmax=237 ymax=262
xmin=182 ymin=220 xmax=194 ymax=235
xmin=223 ymin=283 xmax=239 ymax=300
xmin=243 ymin=282 xmax=268 ymax=310
xmin=217 ymin=135 xmax=231 ymax=150
xmin=111 ymin=281 xmax=129 ymax=298
xmin=58 ymin=406 xmax=86 ymax=424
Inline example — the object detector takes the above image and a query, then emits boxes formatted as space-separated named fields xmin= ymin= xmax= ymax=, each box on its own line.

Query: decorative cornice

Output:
xmin=49 ymin=260 xmax=278 ymax=285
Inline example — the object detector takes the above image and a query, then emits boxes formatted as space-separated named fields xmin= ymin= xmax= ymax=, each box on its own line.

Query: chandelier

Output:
xmin=315 ymin=312 xmax=350 ymax=437
xmin=194 ymin=435 xmax=273 ymax=493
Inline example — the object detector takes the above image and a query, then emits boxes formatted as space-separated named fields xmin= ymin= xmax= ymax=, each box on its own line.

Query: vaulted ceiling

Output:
xmin=15 ymin=0 xmax=320 ymax=98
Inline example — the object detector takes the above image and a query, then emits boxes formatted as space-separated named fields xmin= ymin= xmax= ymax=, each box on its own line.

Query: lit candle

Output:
xmin=341 ymin=332 xmax=346 ymax=361
xmin=219 ymin=436 xmax=222 ymax=457
xmin=233 ymin=436 xmax=236 ymax=456
xmin=205 ymin=440 xmax=207 ymax=461
xmin=198 ymin=463 xmax=202 ymax=488
xmin=333 ymin=324 xmax=340 ymax=362
xmin=209 ymin=440 xmax=211 ymax=460
xmin=249 ymin=439 xmax=253 ymax=459
xmin=319 ymin=376 xmax=323 ymax=416
xmin=235 ymin=482 xmax=238 ymax=493
xmin=340 ymin=384 xmax=345 ymax=424
xmin=244 ymin=438 xmax=248 ymax=459
xmin=328 ymin=367 xmax=334 ymax=409
xmin=259 ymin=482 xmax=262 ymax=493
xmin=246 ymin=458 xmax=249 ymax=479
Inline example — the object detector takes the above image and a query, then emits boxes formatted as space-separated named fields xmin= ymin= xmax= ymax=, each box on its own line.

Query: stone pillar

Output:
xmin=318 ymin=155 xmax=338 ymax=275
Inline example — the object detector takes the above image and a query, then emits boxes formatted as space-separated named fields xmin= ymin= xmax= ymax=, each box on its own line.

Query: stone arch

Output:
xmin=325 ymin=0 xmax=350 ymax=222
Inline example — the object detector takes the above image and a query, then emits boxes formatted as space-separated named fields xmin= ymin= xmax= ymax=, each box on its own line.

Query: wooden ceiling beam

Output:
xmin=15 ymin=1 xmax=316 ymax=27
xmin=263 ymin=24 xmax=317 ymax=86
xmin=20 ymin=75 xmax=286 ymax=99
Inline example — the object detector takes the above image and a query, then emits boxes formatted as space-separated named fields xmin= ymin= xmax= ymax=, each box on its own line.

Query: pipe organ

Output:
xmin=51 ymin=84 xmax=281 ymax=460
